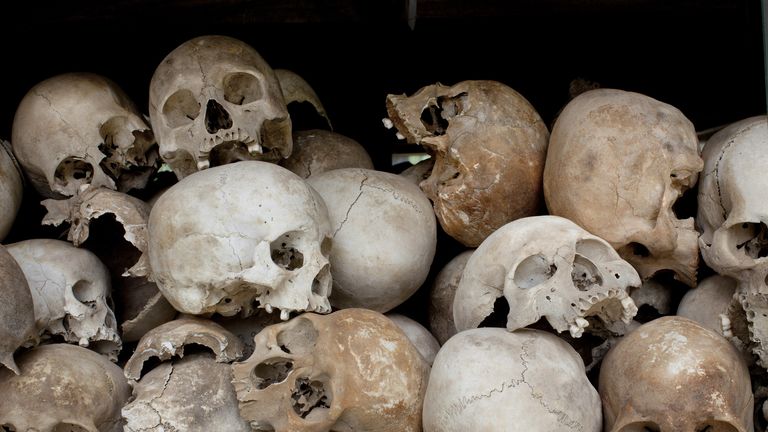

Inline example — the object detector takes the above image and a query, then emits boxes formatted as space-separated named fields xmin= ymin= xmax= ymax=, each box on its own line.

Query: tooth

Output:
xmin=265 ymin=304 xmax=273 ymax=314
xmin=280 ymin=310 xmax=290 ymax=321
xmin=720 ymin=314 xmax=733 ymax=338
xmin=395 ymin=132 xmax=405 ymax=140
xmin=197 ymin=159 xmax=210 ymax=170
xmin=569 ymin=324 xmax=585 ymax=338
xmin=248 ymin=143 xmax=263 ymax=154
xmin=576 ymin=317 xmax=590 ymax=329
xmin=382 ymin=118 xmax=394 ymax=129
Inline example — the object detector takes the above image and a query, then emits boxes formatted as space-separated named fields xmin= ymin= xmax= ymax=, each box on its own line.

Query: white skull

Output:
xmin=386 ymin=80 xmax=549 ymax=247
xmin=123 ymin=352 xmax=251 ymax=432
xmin=454 ymin=215 xmax=639 ymax=338
xmin=149 ymin=35 xmax=292 ymax=179
xmin=0 ymin=344 xmax=131 ymax=432
xmin=0 ymin=244 xmax=36 ymax=374
xmin=386 ymin=313 xmax=441 ymax=365
xmin=697 ymin=116 xmax=768 ymax=367
xmin=599 ymin=316 xmax=754 ymax=432
xmin=11 ymin=72 xmax=158 ymax=198
xmin=148 ymin=161 xmax=332 ymax=318
xmin=6 ymin=239 xmax=121 ymax=359
xmin=307 ymin=168 xmax=436 ymax=312
xmin=231 ymin=309 xmax=430 ymax=432
xmin=544 ymin=88 xmax=703 ymax=287
xmin=422 ymin=327 xmax=602 ymax=431
xmin=0 ymin=140 xmax=23 ymax=241
xmin=677 ymin=274 xmax=740 ymax=336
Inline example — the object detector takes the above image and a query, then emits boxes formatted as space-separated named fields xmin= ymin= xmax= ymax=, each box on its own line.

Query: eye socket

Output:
xmin=223 ymin=72 xmax=263 ymax=105
xmin=271 ymin=232 xmax=305 ymax=270
xmin=72 ymin=280 xmax=98 ymax=304
xmin=513 ymin=254 xmax=557 ymax=289
xmin=162 ymin=89 xmax=200 ymax=128
xmin=617 ymin=422 xmax=661 ymax=432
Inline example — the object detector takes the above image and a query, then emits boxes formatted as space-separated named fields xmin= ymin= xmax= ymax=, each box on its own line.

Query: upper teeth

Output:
xmin=382 ymin=118 xmax=394 ymax=129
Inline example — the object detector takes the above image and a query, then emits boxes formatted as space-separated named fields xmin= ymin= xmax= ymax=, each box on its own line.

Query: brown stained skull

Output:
xmin=279 ymin=130 xmax=374 ymax=179
xmin=149 ymin=35 xmax=292 ymax=179
xmin=544 ymin=89 xmax=703 ymax=287
xmin=231 ymin=309 xmax=430 ymax=432
xmin=12 ymin=73 xmax=158 ymax=199
xmin=386 ymin=80 xmax=549 ymax=247
xmin=0 ymin=344 xmax=131 ymax=432
xmin=599 ymin=316 xmax=754 ymax=432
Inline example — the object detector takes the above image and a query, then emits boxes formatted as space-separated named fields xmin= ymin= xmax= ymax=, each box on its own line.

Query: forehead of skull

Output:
xmin=150 ymin=162 xmax=330 ymax=241
xmin=7 ymin=239 xmax=110 ymax=286
xmin=556 ymin=88 xmax=699 ymax=167
xmin=601 ymin=316 xmax=752 ymax=411
xmin=152 ymin=35 xmax=275 ymax=93
xmin=701 ymin=116 xmax=768 ymax=217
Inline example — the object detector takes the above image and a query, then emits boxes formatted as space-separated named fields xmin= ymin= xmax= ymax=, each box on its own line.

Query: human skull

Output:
xmin=148 ymin=161 xmax=332 ymax=318
xmin=307 ymin=168 xmax=436 ymax=312
xmin=0 ymin=244 xmax=36 ymax=374
xmin=454 ymin=215 xmax=639 ymax=337
xmin=677 ymin=275 xmax=739 ymax=336
xmin=599 ymin=316 xmax=754 ymax=432
xmin=697 ymin=116 xmax=768 ymax=367
xmin=12 ymin=72 xmax=158 ymax=198
xmin=280 ymin=130 xmax=374 ymax=179
xmin=149 ymin=35 xmax=291 ymax=179
xmin=422 ymin=327 xmax=602 ymax=431
xmin=0 ymin=343 xmax=131 ymax=432
xmin=0 ymin=140 xmax=23 ymax=240
xmin=386 ymin=80 xmax=549 ymax=247
xmin=386 ymin=313 xmax=441 ymax=365
xmin=6 ymin=238 xmax=121 ymax=359
xmin=124 ymin=316 xmax=244 ymax=380
xmin=429 ymin=249 xmax=473 ymax=345
xmin=123 ymin=352 xmax=250 ymax=432
xmin=231 ymin=309 xmax=430 ymax=432
xmin=275 ymin=69 xmax=332 ymax=130
xmin=544 ymin=88 xmax=702 ymax=287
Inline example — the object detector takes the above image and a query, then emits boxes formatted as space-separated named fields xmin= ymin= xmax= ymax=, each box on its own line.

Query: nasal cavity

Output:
xmin=205 ymin=99 xmax=233 ymax=134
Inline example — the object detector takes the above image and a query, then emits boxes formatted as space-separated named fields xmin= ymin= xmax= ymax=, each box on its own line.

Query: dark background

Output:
xmin=0 ymin=0 xmax=765 ymax=328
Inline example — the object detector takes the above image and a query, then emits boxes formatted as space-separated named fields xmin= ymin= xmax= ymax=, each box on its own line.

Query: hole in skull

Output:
xmin=208 ymin=141 xmax=254 ymax=167
xmin=478 ymin=296 xmax=511 ymax=328
xmin=622 ymin=242 xmax=650 ymax=258
xmin=672 ymin=183 xmax=698 ymax=220
xmin=733 ymin=222 xmax=768 ymax=259
xmin=419 ymin=92 xmax=468 ymax=136
xmin=513 ymin=254 xmax=557 ymax=289
xmin=276 ymin=318 xmax=318 ymax=356
xmin=571 ymin=255 xmax=603 ymax=291
xmin=271 ymin=233 xmax=305 ymax=270
xmin=163 ymin=89 xmax=200 ymax=127
xmin=72 ymin=280 xmax=98 ymax=304
xmin=253 ymin=359 xmax=294 ymax=389
xmin=54 ymin=157 xmax=93 ymax=192
xmin=2 ymin=424 xmax=16 ymax=431
xmin=291 ymin=377 xmax=331 ymax=419
xmin=287 ymin=101 xmax=329 ymax=131
xmin=205 ymin=99 xmax=233 ymax=134
xmin=53 ymin=423 xmax=90 ymax=432
xmin=223 ymin=72 xmax=263 ymax=106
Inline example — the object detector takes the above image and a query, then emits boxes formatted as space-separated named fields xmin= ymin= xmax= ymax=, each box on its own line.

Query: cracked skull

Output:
xmin=6 ymin=239 xmax=121 ymax=359
xmin=453 ymin=215 xmax=639 ymax=337
xmin=0 ymin=344 xmax=131 ymax=432
xmin=422 ymin=327 xmax=601 ymax=431
xmin=149 ymin=35 xmax=291 ymax=179
xmin=231 ymin=309 xmax=431 ymax=432
xmin=307 ymin=168 xmax=436 ymax=312
xmin=11 ymin=72 xmax=158 ymax=198
xmin=386 ymin=80 xmax=549 ymax=247
xmin=697 ymin=115 xmax=768 ymax=367
xmin=599 ymin=316 xmax=754 ymax=432
xmin=544 ymin=88 xmax=703 ymax=287
xmin=148 ymin=161 xmax=332 ymax=318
